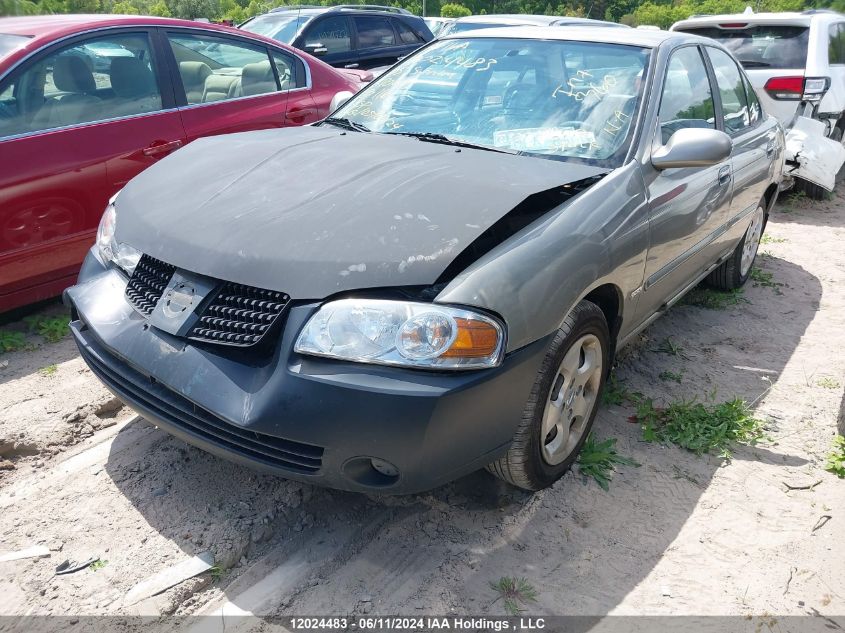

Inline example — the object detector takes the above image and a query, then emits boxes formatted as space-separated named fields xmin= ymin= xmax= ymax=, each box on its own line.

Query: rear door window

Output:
xmin=354 ymin=17 xmax=397 ymax=49
xmin=394 ymin=20 xmax=422 ymax=44
xmin=303 ymin=16 xmax=352 ymax=55
xmin=706 ymin=46 xmax=751 ymax=135
xmin=676 ymin=25 xmax=809 ymax=69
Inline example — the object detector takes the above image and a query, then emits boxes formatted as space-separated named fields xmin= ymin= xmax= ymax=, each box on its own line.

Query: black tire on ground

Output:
xmin=707 ymin=201 xmax=766 ymax=290
xmin=486 ymin=301 xmax=610 ymax=491
xmin=795 ymin=177 xmax=829 ymax=201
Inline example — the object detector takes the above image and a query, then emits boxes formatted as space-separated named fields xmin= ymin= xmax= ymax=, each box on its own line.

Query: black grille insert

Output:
xmin=189 ymin=283 xmax=289 ymax=347
xmin=125 ymin=255 xmax=176 ymax=316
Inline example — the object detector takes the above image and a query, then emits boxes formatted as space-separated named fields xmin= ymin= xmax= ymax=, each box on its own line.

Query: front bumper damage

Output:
xmin=784 ymin=116 xmax=845 ymax=192
xmin=66 ymin=251 xmax=550 ymax=494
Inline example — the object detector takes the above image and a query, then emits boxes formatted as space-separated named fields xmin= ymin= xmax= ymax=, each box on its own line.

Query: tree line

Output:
xmin=1 ymin=0 xmax=841 ymax=32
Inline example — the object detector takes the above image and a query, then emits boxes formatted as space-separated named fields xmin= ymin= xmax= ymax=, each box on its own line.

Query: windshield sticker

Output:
xmin=552 ymin=71 xmax=618 ymax=102
xmin=601 ymin=110 xmax=631 ymax=137
xmin=493 ymin=127 xmax=597 ymax=152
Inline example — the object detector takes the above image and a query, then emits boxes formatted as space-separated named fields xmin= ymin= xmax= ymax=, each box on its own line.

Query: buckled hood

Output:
xmin=115 ymin=125 xmax=605 ymax=298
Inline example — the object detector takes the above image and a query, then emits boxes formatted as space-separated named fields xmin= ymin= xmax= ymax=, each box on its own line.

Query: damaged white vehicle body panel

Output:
xmin=784 ymin=116 xmax=845 ymax=191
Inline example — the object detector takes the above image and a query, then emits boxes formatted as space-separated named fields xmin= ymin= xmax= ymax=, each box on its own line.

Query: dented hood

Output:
xmin=116 ymin=125 xmax=605 ymax=298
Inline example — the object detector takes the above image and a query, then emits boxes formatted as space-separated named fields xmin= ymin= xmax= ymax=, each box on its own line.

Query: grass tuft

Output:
xmin=0 ymin=331 xmax=27 ymax=354
xmin=24 ymin=315 xmax=69 ymax=344
xmin=816 ymin=377 xmax=841 ymax=390
xmin=635 ymin=397 xmax=767 ymax=459
xmin=825 ymin=436 xmax=845 ymax=479
xmin=39 ymin=364 xmax=58 ymax=377
xmin=89 ymin=559 xmax=108 ymax=571
xmin=490 ymin=577 xmax=538 ymax=615
xmin=679 ymin=287 xmax=747 ymax=310
xmin=760 ymin=235 xmax=787 ymax=245
xmin=750 ymin=267 xmax=783 ymax=293
xmin=658 ymin=370 xmax=683 ymax=384
xmin=576 ymin=434 xmax=640 ymax=491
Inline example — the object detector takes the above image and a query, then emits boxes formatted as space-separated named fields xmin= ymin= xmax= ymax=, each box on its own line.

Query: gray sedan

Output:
xmin=67 ymin=27 xmax=783 ymax=494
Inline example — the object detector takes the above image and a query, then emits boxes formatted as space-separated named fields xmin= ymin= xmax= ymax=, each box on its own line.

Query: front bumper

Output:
xmin=67 ymin=251 xmax=551 ymax=494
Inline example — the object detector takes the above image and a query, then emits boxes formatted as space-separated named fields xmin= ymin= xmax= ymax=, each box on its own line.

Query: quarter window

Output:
xmin=658 ymin=46 xmax=716 ymax=144
xmin=0 ymin=33 xmax=162 ymax=139
xmin=707 ymin=47 xmax=751 ymax=135
xmin=272 ymin=50 xmax=305 ymax=89
xmin=830 ymin=23 xmax=845 ymax=65
xmin=395 ymin=20 xmax=422 ymax=44
xmin=304 ymin=16 xmax=352 ymax=55
xmin=168 ymin=33 xmax=280 ymax=105
xmin=354 ymin=17 xmax=397 ymax=49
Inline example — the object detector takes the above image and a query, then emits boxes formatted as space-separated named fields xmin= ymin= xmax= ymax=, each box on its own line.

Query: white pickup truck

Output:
xmin=672 ymin=9 xmax=845 ymax=198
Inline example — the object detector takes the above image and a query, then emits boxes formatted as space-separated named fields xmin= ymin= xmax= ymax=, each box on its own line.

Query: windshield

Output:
xmin=441 ymin=21 xmax=534 ymax=35
xmin=332 ymin=37 xmax=650 ymax=167
xmin=675 ymin=25 xmax=809 ymax=69
xmin=0 ymin=34 xmax=30 ymax=59
xmin=240 ymin=14 xmax=310 ymax=43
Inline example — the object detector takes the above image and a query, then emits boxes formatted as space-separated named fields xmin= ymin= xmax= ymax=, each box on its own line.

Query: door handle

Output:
xmin=344 ymin=63 xmax=360 ymax=69
xmin=718 ymin=165 xmax=731 ymax=185
xmin=143 ymin=140 xmax=183 ymax=157
xmin=286 ymin=107 xmax=317 ymax=122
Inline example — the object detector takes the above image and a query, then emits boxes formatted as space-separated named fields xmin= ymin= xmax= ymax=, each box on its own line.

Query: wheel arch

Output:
xmin=582 ymin=283 xmax=623 ymax=346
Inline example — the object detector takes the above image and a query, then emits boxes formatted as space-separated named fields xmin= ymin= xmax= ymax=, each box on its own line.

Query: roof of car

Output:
xmin=451 ymin=14 xmax=561 ymax=25
xmin=443 ymin=25 xmax=690 ymax=47
xmin=0 ymin=14 xmax=240 ymax=39
xmin=673 ymin=10 xmax=845 ymax=29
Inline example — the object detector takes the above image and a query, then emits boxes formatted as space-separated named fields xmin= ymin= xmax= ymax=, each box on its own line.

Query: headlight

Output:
xmin=294 ymin=299 xmax=505 ymax=370
xmin=96 ymin=196 xmax=141 ymax=276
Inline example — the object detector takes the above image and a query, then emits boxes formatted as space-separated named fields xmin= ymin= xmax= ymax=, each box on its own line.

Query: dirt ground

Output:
xmin=0 ymin=189 xmax=843 ymax=627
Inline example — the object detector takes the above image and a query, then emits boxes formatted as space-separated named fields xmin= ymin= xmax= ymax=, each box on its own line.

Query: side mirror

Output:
xmin=651 ymin=127 xmax=732 ymax=169
xmin=305 ymin=43 xmax=328 ymax=56
xmin=329 ymin=91 xmax=354 ymax=112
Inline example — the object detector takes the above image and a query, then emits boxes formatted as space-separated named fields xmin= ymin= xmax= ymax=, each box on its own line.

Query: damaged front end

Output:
xmin=784 ymin=116 xmax=845 ymax=193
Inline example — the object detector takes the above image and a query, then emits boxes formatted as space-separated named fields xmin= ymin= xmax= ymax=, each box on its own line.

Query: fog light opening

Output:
xmin=342 ymin=456 xmax=400 ymax=487
xmin=370 ymin=458 xmax=398 ymax=478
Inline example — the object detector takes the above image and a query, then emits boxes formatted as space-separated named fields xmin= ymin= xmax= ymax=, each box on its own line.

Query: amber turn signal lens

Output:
xmin=442 ymin=317 xmax=501 ymax=358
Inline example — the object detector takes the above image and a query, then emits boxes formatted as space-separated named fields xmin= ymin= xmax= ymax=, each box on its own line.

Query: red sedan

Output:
xmin=0 ymin=15 xmax=363 ymax=312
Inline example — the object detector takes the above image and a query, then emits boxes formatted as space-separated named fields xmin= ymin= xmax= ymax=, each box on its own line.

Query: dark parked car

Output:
xmin=239 ymin=5 xmax=433 ymax=70
xmin=0 ymin=15 xmax=363 ymax=312
xmin=67 ymin=27 xmax=783 ymax=495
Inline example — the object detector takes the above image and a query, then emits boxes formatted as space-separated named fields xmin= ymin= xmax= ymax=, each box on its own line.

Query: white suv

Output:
xmin=672 ymin=9 xmax=845 ymax=197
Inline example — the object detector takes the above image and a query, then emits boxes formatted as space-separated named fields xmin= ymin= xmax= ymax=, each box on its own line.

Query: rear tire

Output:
xmin=707 ymin=202 xmax=765 ymax=290
xmin=486 ymin=301 xmax=610 ymax=491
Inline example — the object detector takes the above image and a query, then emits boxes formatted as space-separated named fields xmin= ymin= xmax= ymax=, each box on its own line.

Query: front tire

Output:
xmin=707 ymin=202 xmax=765 ymax=290
xmin=487 ymin=301 xmax=610 ymax=491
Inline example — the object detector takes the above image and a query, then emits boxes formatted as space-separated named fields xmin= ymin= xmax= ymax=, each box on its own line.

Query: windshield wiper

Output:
xmin=385 ymin=131 xmax=518 ymax=154
xmin=738 ymin=60 xmax=771 ymax=68
xmin=322 ymin=117 xmax=370 ymax=132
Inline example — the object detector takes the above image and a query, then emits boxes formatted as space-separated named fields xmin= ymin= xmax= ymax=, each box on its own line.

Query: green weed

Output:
xmin=24 ymin=315 xmax=68 ymax=344
xmin=635 ymin=397 xmax=767 ymax=459
xmin=89 ymin=559 xmax=108 ymax=572
xmin=576 ymin=434 xmax=640 ymax=491
xmin=39 ymin=364 xmax=58 ymax=377
xmin=0 ymin=330 xmax=26 ymax=353
xmin=824 ymin=436 xmax=845 ymax=479
xmin=760 ymin=235 xmax=787 ymax=245
xmin=680 ymin=287 xmax=747 ymax=310
xmin=816 ymin=377 xmax=841 ymax=390
xmin=653 ymin=336 xmax=688 ymax=359
xmin=490 ymin=577 xmax=538 ymax=615
xmin=659 ymin=370 xmax=683 ymax=384
xmin=750 ymin=267 xmax=783 ymax=293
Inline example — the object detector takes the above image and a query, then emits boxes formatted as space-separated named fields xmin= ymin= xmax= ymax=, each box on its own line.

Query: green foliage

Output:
xmin=750 ymin=266 xmax=783 ymax=292
xmin=39 ymin=364 xmax=58 ymax=377
xmin=576 ymin=434 xmax=640 ymax=490
xmin=24 ymin=315 xmax=69 ymax=344
xmin=825 ymin=435 xmax=845 ymax=479
xmin=816 ymin=376 xmax=841 ymax=389
xmin=149 ymin=0 xmax=171 ymax=14
xmin=0 ymin=330 xmax=27 ymax=353
xmin=635 ymin=396 xmax=767 ymax=458
xmin=112 ymin=0 xmax=139 ymax=11
xmin=659 ymin=370 xmax=683 ymax=383
xmin=440 ymin=2 xmax=470 ymax=16
xmin=679 ymin=287 xmax=747 ymax=310
xmin=760 ymin=235 xmax=787 ymax=245
xmin=89 ymin=559 xmax=108 ymax=571
xmin=601 ymin=372 xmax=638 ymax=406
xmin=490 ymin=577 xmax=538 ymax=615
